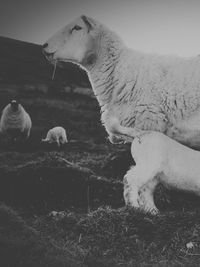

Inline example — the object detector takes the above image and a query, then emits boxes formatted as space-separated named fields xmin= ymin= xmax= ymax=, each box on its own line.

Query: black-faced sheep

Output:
xmin=0 ymin=100 xmax=32 ymax=141
xmin=43 ymin=15 xmax=200 ymax=148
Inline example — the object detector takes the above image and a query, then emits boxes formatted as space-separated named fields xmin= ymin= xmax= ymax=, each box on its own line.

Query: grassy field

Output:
xmin=1 ymin=85 xmax=200 ymax=267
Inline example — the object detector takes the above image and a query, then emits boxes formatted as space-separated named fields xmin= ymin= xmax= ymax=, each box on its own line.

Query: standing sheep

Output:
xmin=0 ymin=100 xmax=32 ymax=141
xmin=124 ymin=131 xmax=200 ymax=214
xmin=42 ymin=126 xmax=68 ymax=146
xmin=43 ymin=15 xmax=200 ymax=148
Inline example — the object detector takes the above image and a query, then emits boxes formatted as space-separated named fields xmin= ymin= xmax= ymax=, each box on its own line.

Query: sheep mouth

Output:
xmin=42 ymin=49 xmax=73 ymax=66
xmin=42 ymin=49 xmax=56 ymax=62
xmin=42 ymin=49 xmax=55 ymax=58
xmin=42 ymin=51 xmax=64 ymax=67
xmin=42 ymin=50 xmax=59 ymax=80
xmin=42 ymin=49 xmax=74 ymax=79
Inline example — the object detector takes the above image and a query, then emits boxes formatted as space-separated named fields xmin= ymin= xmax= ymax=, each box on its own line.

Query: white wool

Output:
xmin=44 ymin=15 xmax=200 ymax=147
xmin=0 ymin=103 xmax=32 ymax=140
xmin=124 ymin=131 xmax=200 ymax=214
xmin=42 ymin=126 xmax=68 ymax=146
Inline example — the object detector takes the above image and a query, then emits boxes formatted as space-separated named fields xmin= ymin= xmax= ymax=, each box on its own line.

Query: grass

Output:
xmin=74 ymin=207 xmax=200 ymax=266
xmin=0 ymin=204 xmax=83 ymax=267
xmin=21 ymin=206 xmax=200 ymax=267
xmin=1 ymin=85 xmax=200 ymax=266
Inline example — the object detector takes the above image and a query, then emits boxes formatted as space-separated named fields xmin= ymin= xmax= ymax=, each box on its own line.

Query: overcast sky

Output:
xmin=1 ymin=0 xmax=200 ymax=57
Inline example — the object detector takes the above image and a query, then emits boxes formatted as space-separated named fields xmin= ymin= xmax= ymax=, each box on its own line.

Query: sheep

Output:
xmin=43 ymin=15 xmax=200 ymax=148
xmin=42 ymin=126 xmax=68 ymax=146
xmin=123 ymin=131 xmax=200 ymax=214
xmin=0 ymin=100 xmax=32 ymax=141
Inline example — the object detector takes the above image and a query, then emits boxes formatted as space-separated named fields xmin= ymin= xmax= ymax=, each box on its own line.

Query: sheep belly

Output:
xmin=162 ymin=149 xmax=200 ymax=194
xmin=131 ymin=132 xmax=200 ymax=194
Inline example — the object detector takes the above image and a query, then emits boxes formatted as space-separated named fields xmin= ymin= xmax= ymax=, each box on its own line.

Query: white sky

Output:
xmin=1 ymin=0 xmax=200 ymax=57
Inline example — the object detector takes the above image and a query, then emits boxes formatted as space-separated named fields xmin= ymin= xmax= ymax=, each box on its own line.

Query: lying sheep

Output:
xmin=43 ymin=15 xmax=200 ymax=148
xmin=42 ymin=126 xmax=68 ymax=146
xmin=123 ymin=131 xmax=200 ymax=214
xmin=0 ymin=100 xmax=32 ymax=141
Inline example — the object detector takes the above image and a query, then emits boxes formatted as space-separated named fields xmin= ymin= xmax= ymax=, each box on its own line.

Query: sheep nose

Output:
xmin=42 ymin=43 xmax=48 ymax=49
xmin=42 ymin=43 xmax=56 ymax=60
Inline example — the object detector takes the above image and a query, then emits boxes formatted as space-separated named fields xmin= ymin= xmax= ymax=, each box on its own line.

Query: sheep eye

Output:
xmin=70 ymin=25 xmax=82 ymax=33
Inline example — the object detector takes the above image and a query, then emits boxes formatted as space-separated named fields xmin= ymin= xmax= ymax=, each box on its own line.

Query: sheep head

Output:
xmin=42 ymin=15 xmax=99 ymax=67
xmin=10 ymin=100 xmax=19 ymax=112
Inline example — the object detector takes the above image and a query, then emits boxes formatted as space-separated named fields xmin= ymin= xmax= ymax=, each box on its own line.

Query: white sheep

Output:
xmin=0 ymin=100 xmax=32 ymax=141
xmin=42 ymin=126 xmax=68 ymax=146
xmin=43 ymin=15 xmax=200 ymax=148
xmin=124 ymin=131 xmax=200 ymax=214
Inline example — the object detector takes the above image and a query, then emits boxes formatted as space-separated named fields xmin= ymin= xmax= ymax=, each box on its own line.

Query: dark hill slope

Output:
xmin=0 ymin=36 xmax=89 ymax=86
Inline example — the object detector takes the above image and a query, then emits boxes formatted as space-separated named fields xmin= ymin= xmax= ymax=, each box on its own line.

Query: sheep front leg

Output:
xmin=123 ymin=165 xmax=159 ymax=214
xmin=56 ymin=140 xmax=60 ymax=147
xmin=20 ymin=130 xmax=30 ymax=141
xmin=123 ymin=165 xmax=144 ymax=209
xmin=124 ymin=174 xmax=139 ymax=208
xmin=108 ymin=134 xmax=124 ymax=144
xmin=138 ymin=178 xmax=159 ymax=214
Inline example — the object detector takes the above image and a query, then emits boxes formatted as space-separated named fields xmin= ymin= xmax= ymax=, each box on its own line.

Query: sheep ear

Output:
xmin=81 ymin=15 xmax=93 ymax=32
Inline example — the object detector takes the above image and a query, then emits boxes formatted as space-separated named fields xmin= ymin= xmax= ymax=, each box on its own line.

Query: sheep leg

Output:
xmin=123 ymin=166 xmax=140 ymax=208
xmin=60 ymin=138 xmax=66 ymax=145
xmin=108 ymin=134 xmax=124 ymax=144
xmin=138 ymin=178 xmax=159 ymax=214
xmin=123 ymin=165 xmax=156 ymax=209
xmin=124 ymin=165 xmax=159 ymax=213
xmin=26 ymin=128 xmax=31 ymax=139
xmin=56 ymin=140 xmax=60 ymax=147
xmin=19 ymin=130 xmax=29 ymax=141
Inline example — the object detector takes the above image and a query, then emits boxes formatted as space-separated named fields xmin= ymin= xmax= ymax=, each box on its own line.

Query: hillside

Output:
xmin=0 ymin=36 xmax=90 ymax=86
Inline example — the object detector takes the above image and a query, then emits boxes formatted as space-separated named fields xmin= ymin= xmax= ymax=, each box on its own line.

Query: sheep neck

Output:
xmin=85 ymin=32 xmax=124 ymax=112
